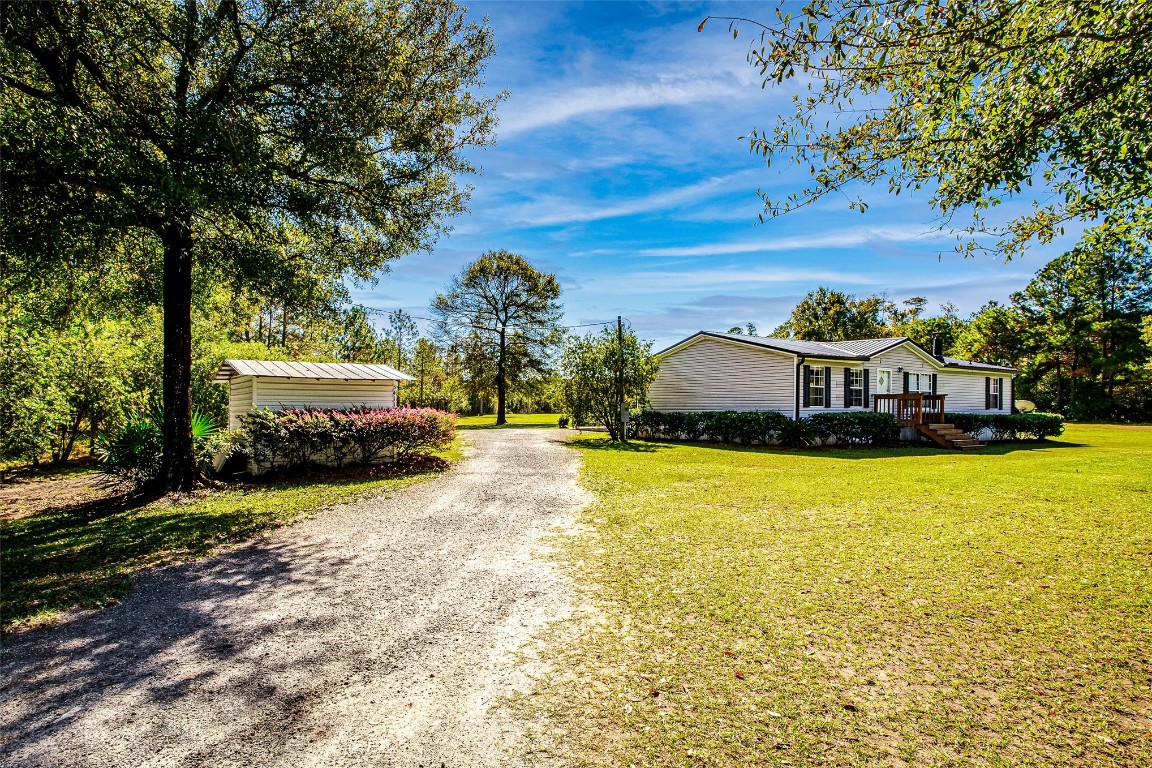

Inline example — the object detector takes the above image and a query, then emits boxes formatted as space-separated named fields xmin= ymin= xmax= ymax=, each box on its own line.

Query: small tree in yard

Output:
xmin=561 ymin=326 xmax=659 ymax=442
xmin=432 ymin=251 xmax=563 ymax=425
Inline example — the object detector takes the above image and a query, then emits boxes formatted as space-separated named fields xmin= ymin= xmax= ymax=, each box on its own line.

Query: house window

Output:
xmin=908 ymin=372 xmax=933 ymax=393
xmin=848 ymin=369 xmax=864 ymax=407
xmin=809 ymin=366 xmax=825 ymax=407
xmin=990 ymin=377 xmax=1001 ymax=409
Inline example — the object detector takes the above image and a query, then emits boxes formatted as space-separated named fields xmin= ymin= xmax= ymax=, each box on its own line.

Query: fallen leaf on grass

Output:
xmin=648 ymin=688 xmax=660 ymax=697
xmin=735 ymin=671 xmax=745 ymax=679
xmin=766 ymin=710 xmax=783 ymax=718
xmin=842 ymin=702 xmax=859 ymax=712
xmin=722 ymin=650 xmax=736 ymax=657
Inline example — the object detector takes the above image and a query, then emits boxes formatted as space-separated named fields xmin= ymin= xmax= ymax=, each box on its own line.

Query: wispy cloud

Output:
xmin=498 ymin=76 xmax=746 ymax=136
xmin=500 ymin=173 xmax=748 ymax=227
xmin=637 ymin=224 xmax=950 ymax=257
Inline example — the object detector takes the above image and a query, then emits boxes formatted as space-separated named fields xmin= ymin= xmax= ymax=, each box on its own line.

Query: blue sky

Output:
xmin=354 ymin=1 xmax=1076 ymax=349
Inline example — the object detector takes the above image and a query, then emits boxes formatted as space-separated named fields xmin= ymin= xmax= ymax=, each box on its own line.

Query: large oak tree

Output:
xmin=1 ymin=0 xmax=496 ymax=489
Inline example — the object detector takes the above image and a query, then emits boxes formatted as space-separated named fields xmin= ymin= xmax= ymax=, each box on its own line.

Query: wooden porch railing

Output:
xmin=873 ymin=393 xmax=947 ymax=426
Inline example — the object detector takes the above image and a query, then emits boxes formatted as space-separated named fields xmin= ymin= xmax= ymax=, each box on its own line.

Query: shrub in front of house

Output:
xmin=947 ymin=412 xmax=1065 ymax=441
xmin=241 ymin=407 xmax=456 ymax=473
xmin=630 ymin=410 xmax=897 ymax=448
xmin=806 ymin=411 xmax=901 ymax=446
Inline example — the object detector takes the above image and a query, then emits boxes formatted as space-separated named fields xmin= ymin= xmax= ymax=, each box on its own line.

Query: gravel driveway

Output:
xmin=0 ymin=427 xmax=586 ymax=767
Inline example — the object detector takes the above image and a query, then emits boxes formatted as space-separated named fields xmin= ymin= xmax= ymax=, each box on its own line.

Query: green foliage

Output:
xmin=806 ymin=411 xmax=901 ymax=446
xmin=633 ymin=410 xmax=896 ymax=448
xmin=0 ymin=312 xmax=156 ymax=464
xmin=433 ymin=251 xmax=564 ymax=424
xmin=240 ymin=408 xmax=456 ymax=473
xmin=710 ymin=2 xmax=1152 ymax=259
xmin=770 ymin=287 xmax=887 ymax=341
xmin=557 ymin=415 xmax=571 ymax=429
xmin=94 ymin=419 xmax=164 ymax=490
xmin=947 ymin=413 xmax=1066 ymax=442
xmin=561 ymin=325 xmax=659 ymax=441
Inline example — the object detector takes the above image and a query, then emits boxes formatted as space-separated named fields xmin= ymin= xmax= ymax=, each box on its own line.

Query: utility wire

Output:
xmin=351 ymin=304 xmax=619 ymax=330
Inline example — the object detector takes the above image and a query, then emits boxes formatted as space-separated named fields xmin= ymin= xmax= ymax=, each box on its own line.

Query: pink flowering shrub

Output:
xmin=240 ymin=407 xmax=456 ymax=472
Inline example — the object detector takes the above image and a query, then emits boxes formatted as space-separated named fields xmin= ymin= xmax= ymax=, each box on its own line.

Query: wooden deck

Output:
xmin=873 ymin=393 xmax=984 ymax=449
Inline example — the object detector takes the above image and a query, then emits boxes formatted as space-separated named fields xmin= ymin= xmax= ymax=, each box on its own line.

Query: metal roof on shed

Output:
xmin=213 ymin=359 xmax=414 ymax=383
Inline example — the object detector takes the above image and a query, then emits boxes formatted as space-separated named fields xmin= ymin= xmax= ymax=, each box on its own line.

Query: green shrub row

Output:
xmin=241 ymin=407 xmax=456 ymax=473
xmin=947 ymin=412 xmax=1065 ymax=441
xmin=629 ymin=410 xmax=899 ymax=447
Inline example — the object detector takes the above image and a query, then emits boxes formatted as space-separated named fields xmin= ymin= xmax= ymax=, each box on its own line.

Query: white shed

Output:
xmin=213 ymin=359 xmax=414 ymax=429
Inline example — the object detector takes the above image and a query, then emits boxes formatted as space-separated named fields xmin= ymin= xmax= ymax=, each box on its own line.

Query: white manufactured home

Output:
xmin=213 ymin=359 xmax=414 ymax=429
xmin=648 ymin=333 xmax=1017 ymax=447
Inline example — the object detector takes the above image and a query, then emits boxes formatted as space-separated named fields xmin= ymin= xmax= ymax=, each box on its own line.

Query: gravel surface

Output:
xmin=1 ymin=428 xmax=587 ymax=767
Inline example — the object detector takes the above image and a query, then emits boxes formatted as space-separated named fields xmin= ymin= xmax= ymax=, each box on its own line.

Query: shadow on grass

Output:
xmin=569 ymin=439 xmax=672 ymax=453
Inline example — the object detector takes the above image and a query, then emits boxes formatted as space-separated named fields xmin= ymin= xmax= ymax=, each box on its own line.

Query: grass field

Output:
xmin=545 ymin=425 xmax=1152 ymax=767
xmin=1 ymin=448 xmax=459 ymax=632
xmin=456 ymin=412 xmax=561 ymax=429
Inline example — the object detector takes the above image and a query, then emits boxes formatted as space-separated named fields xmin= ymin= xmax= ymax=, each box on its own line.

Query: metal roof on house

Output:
xmin=941 ymin=356 xmax=1017 ymax=373
xmin=671 ymin=332 xmax=871 ymax=360
xmin=212 ymin=359 xmax=414 ymax=383
xmin=659 ymin=332 xmax=1017 ymax=372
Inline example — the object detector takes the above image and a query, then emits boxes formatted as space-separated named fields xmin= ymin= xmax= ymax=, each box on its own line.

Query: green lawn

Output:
xmin=1 ymin=450 xmax=458 ymax=632
xmin=544 ymin=425 xmax=1151 ymax=767
xmin=455 ymin=412 xmax=562 ymax=429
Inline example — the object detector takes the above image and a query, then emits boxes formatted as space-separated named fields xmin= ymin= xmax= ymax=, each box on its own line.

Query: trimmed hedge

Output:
xmin=241 ymin=407 xmax=456 ymax=473
xmin=947 ymin=412 xmax=1065 ymax=441
xmin=630 ymin=410 xmax=898 ymax=448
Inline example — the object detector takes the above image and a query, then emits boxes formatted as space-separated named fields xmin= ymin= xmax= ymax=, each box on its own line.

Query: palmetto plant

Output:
xmin=97 ymin=411 xmax=219 ymax=490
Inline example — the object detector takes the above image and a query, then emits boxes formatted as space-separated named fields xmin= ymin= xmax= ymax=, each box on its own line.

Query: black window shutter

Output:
xmin=998 ymin=377 xmax=1005 ymax=410
xmin=863 ymin=368 xmax=870 ymax=406
xmin=843 ymin=367 xmax=851 ymax=407
xmin=985 ymin=377 xmax=991 ymax=409
xmin=931 ymin=373 xmax=938 ymax=395
xmin=803 ymin=365 xmax=811 ymax=407
xmin=1009 ymin=377 xmax=1015 ymax=413
xmin=824 ymin=366 xmax=832 ymax=408
xmin=903 ymin=371 xmax=910 ymax=393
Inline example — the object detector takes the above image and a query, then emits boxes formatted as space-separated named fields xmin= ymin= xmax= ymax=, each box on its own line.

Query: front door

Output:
xmin=877 ymin=368 xmax=892 ymax=395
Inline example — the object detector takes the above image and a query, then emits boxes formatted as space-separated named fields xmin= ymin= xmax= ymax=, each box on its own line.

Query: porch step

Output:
xmin=918 ymin=423 xmax=986 ymax=450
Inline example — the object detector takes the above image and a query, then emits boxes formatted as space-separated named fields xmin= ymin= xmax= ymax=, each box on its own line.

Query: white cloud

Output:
xmin=637 ymin=224 xmax=950 ymax=258
xmin=500 ymin=173 xmax=749 ymax=227
xmin=497 ymin=76 xmax=747 ymax=136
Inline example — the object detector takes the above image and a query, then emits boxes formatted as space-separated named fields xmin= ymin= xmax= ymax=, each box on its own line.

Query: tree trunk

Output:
xmin=496 ymin=327 xmax=507 ymax=425
xmin=159 ymin=213 xmax=198 ymax=492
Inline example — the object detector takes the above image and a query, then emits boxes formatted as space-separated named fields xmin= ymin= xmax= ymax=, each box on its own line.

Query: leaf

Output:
xmin=722 ymin=650 xmax=736 ymax=657
xmin=698 ymin=18 xmax=708 ymax=33
xmin=648 ymin=687 xmax=660 ymax=697
xmin=735 ymin=671 xmax=746 ymax=679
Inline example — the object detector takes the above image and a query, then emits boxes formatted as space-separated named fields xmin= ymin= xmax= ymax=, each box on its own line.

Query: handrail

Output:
xmin=873 ymin=393 xmax=947 ymax=426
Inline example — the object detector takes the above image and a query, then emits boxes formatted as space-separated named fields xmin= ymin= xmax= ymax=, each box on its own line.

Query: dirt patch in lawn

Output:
xmin=0 ymin=463 xmax=114 ymax=521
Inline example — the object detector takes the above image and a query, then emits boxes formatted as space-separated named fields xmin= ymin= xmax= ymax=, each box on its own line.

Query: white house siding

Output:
xmin=228 ymin=377 xmax=254 ymax=430
xmin=252 ymin=377 xmax=397 ymax=411
xmin=939 ymin=370 xmax=1012 ymax=413
xmin=650 ymin=338 xmax=796 ymax=413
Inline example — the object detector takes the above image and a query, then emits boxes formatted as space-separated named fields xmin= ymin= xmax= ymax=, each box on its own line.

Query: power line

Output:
xmin=350 ymin=304 xmax=620 ymax=331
